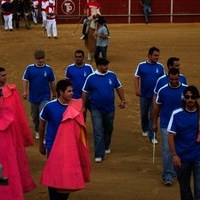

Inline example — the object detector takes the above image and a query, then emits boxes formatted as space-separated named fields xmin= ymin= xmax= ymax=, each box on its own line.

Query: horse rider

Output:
xmin=80 ymin=0 xmax=101 ymax=40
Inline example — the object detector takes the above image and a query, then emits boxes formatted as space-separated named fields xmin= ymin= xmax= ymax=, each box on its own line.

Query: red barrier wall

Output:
xmin=56 ymin=0 xmax=200 ymax=24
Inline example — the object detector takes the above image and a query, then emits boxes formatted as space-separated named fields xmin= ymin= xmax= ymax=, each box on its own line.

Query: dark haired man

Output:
xmin=39 ymin=79 xmax=91 ymax=200
xmin=134 ymin=47 xmax=165 ymax=143
xmin=154 ymin=57 xmax=187 ymax=95
xmin=168 ymin=85 xmax=200 ymax=200
xmin=65 ymin=50 xmax=94 ymax=99
xmin=82 ymin=57 xmax=126 ymax=163
xmin=153 ymin=68 xmax=188 ymax=186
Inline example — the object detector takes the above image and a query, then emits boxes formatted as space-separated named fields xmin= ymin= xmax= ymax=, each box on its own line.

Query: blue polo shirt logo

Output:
xmin=109 ymin=79 xmax=112 ymax=85
xmin=84 ymin=71 xmax=87 ymax=77
xmin=44 ymin=71 xmax=47 ymax=77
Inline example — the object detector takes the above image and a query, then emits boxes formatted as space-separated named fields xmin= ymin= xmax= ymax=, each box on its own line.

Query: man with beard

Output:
xmin=168 ymin=85 xmax=200 ymax=200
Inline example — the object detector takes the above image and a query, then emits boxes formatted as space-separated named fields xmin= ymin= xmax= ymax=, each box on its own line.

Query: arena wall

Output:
xmin=56 ymin=0 xmax=200 ymax=24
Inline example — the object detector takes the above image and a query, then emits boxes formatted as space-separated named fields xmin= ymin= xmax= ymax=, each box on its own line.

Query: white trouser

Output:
xmin=3 ymin=14 xmax=13 ymax=30
xmin=31 ymin=8 xmax=38 ymax=24
xmin=46 ymin=19 xmax=57 ymax=37
xmin=41 ymin=11 xmax=47 ymax=28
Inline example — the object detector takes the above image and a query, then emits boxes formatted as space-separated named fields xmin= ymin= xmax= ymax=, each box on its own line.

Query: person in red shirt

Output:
xmin=80 ymin=0 xmax=101 ymax=40
xmin=45 ymin=0 xmax=57 ymax=38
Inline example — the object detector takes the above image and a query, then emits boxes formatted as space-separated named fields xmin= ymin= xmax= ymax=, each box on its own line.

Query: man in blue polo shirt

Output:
xmin=65 ymin=49 xmax=94 ymax=99
xmin=168 ymin=85 xmax=200 ymax=199
xmin=134 ymin=46 xmax=165 ymax=144
xmin=154 ymin=57 xmax=187 ymax=95
xmin=22 ymin=50 xmax=56 ymax=139
xmin=82 ymin=57 xmax=126 ymax=163
xmin=153 ymin=68 xmax=188 ymax=186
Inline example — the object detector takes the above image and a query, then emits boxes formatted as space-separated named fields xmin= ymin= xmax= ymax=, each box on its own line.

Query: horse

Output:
xmin=13 ymin=0 xmax=32 ymax=29
xmin=84 ymin=18 xmax=97 ymax=62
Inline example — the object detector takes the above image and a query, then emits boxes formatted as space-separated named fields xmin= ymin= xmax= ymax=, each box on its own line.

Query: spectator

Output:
xmin=140 ymin=0 xmax=152 ymax=24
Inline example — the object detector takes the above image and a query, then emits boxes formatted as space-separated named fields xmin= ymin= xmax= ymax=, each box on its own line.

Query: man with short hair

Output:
xmin=82 ymin=57 xmax=126 ymax=163
xmin=154 ymin=57 xmax=187 ymax=95
xmin=153 ymin=68 xmax=188 ymax=186
xmin=65 ymin=50 xmax=94 ymax=99
xmin=39 ymin=79 xmax=91 ymax=200
xmin=134 ymin=47 xmax=165 ymax=144
xmin=22 ymin=50 xmax=56 ymax=139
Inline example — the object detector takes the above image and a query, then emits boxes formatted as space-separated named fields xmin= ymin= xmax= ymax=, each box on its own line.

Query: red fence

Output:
xmin=56 ymin=0 xmax=200 ymax=24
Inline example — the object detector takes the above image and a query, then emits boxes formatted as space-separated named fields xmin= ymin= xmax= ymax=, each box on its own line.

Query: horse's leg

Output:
xmin=87 ymin=51 xmax=91 ymax=61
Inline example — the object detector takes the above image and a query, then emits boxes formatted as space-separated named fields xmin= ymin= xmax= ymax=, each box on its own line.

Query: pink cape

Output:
xmin=40 ymin=99 xmax=91 ymax=191
xmin=0 ymin=84 xmax=36 ymax=200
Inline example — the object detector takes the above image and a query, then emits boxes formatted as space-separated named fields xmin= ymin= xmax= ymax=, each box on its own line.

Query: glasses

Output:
xmin=184 ymin=95 xmax=196 ymax=100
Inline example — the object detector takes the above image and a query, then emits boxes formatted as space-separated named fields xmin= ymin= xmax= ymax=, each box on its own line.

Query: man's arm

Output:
xmin=134 ymin=76 xmax=141 ymax=96
xmin=39 ymin=119 xmax=46 ymax=155
xmin=50 ymin=82 xmax=56 ymax=98
xmin=22 ymin=80 xmax=28 ymax=100
xmin=152 ymin=102 xmax=160 ymax=133
xmin=116 ymin=87 xmax=126 ymax=109
xmin=168 ymin=133 xmax=181 ymax=167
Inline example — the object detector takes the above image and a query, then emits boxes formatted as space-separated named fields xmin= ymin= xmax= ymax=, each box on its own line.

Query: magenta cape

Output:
xmin=0 ymin=84 xmax=36 ymax=200
xmin=40 ymin=99 xmax=91 ymax=191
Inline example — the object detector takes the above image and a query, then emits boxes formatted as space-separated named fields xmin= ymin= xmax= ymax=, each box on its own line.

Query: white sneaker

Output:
xmin=80 ymin=35 xmax=85 ymax=40
xmin=142 ymin=132 xmax=148 ymax=137
xmin=35 ymin=132 xmax=39 ymax=139
xmin=151 ymin=138 xmax=158 ymax=144
xmin=105 ymin=149 xmax=111 ymax=154
xmin=95 ymin=157 xmax=102 ymax=163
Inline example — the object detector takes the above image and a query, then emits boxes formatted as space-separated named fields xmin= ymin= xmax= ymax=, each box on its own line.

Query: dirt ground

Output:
xmin=1 ymin=22 xmax=200 ymax=200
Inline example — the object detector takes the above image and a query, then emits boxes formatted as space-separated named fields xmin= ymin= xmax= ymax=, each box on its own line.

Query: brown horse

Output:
xmin=84 ymin=18 xmax=97 ymax=62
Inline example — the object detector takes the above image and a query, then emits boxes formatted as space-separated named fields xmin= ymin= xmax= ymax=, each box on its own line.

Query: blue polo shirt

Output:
xmin=154 ymin=73 xmax=187 ymax=94
xmin=40 ymin=99 xmax=68 ymax=149
xmin=82 ymin=70 xmax=122 ymax=113
xmin=134 ymin=61 xmax=165 ymax=98
xmin=156 ymin=83 xmax=187 ymax=128
xmin=22 ymin=64 xmax=55 ymax=103
xmin=167 ymin=108 xmax=200 ymax=162
xmin=65 ymin=63 xmax=94 ymax=99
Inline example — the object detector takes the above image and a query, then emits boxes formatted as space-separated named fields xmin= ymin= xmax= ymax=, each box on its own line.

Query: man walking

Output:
xmin=153 ymin=68 xmax=187 ymax=186
xmin=82 ymin=57 xmax=126 ymax=163
xmin=22 ymin=50 xmax=56 ymax=139
xmin=134 ymin=46 xmax=165 ymax=144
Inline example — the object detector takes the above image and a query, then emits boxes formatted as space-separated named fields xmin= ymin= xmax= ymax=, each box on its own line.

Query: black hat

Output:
xmin=96 ymin=16 xmax=106 ymax=24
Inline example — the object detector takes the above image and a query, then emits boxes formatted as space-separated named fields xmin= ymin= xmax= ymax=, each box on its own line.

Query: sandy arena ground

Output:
xmin=1 ymin=22 xmax=200 ymax=200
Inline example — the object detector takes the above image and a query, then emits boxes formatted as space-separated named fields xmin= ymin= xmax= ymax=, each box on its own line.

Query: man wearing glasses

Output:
xmin=168 ymin=85 xmax=200 ymax=200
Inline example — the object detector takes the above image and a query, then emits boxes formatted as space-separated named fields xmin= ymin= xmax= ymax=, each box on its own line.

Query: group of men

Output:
xmin=134 ymin=47 xmax=200 ymax=199
xmin=0 ymin=49 xmax=125 ymax=200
